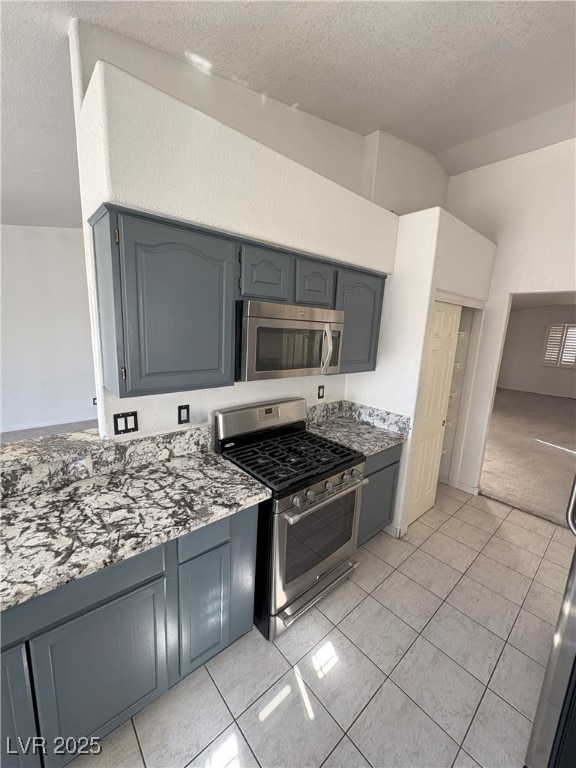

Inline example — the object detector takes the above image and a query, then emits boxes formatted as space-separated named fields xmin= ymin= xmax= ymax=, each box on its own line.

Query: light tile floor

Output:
xmin=73 ymin=488 xmax=574 ymax=768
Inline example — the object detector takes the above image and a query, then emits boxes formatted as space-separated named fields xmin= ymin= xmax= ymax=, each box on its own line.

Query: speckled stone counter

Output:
xmin=1 ymin=450 xmax=270 ymax=610
xmin=1 ymin=399 xmax=408 ymax=611
xmin=308 ymin=417 xmax=406 ymax=457
xmin=1 ymin=425 xmax=212 ymax=501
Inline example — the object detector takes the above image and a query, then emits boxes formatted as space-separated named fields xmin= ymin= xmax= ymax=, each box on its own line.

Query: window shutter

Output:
xmin=542 ymin=324 xmax=565 ymax=366
xmin=560 ymin=325 xmax=576 ymax=368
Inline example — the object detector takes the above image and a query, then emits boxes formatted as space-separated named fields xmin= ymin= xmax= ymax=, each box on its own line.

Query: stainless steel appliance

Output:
xmin=236 ymin=301 xmax=344 ymax=381
xmin=526 ymin=477 xmax=576 ymax=768
xmin=215 ymin=398 xmax=366 ymax=639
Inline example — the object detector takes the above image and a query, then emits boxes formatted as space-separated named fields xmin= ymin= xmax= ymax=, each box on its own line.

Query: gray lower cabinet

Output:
xmin=240 ymin=244 xmax=293 ymax=301
xmin=1 ymin=645 xmax=40 ymax=768
xmin=1 ymin=505 xmax=258 ymax=768
xmin=92 ymin=208 xmax=237 ymax=397
xmin=357 ymin=445 xmax=402 ymax=546
xmin=336 ymin=269 xmax=385 ymax=374
xmin=179 ymin=543 xmax=231 ymax=675
xmin=30 ymin=579 xmax=168 ymax=768
xmin=295 ymin=259 xmax=335 ymax=306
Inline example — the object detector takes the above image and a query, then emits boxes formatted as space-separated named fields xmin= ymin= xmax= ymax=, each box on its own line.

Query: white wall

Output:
xmin=78 ymin=62 xmax=398 ymax=273
xmin=69 ymin=20 xmax=364 ymax=197
xmin=362 ymin=131 xmax=448 ymax=215
xmin=446 ymin=139 xmax=576 ymax=491
xmin=345 ymin=210 xmax=439 ymax=534
xmin=70 ymin=21 xmax=452 ymax=218
xmin=345 ymin=206 xmax=496 ymax=530
xmin=498 ymin=305 xmax=576 ymax=398
xmin=76 ymin=62 xmax=389 ymax=438
xmin=434 ymin=210 xmax=496 ymax=303
xmin=0 ymin=226 xmax=96 ymax=431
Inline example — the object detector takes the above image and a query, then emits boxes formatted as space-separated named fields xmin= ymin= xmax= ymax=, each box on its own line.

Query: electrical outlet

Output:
xmin=317 ymin=385 xmax=325 ymax=399
xmin=178 ymin=405 xmax=190 ymax=424
xmin=113 ymin=411 xmax=138 ymax=435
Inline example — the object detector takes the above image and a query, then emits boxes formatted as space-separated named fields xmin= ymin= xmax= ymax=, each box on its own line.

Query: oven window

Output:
xmin=256 ymin=327 xmax=324 ymax=372
xmin=285 ymin=493 xmax=355 ymax=583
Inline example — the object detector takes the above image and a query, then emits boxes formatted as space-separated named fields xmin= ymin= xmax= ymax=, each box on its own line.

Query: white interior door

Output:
xmin=407 ymin=301 xmax=462 ymax=525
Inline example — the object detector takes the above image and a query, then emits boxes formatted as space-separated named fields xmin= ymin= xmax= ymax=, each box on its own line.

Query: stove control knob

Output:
xmin=342 ymin=472 xmax=353 ymax=484
xmin=305 ymin=489 xmax=316 ymax=501
xmin=292 ymin=495 xmax=304 ymax=508
xmin=351 ymin=469 xmax=363 ymax=480
xmin=324 ymin=480 xmax=335 ymax=492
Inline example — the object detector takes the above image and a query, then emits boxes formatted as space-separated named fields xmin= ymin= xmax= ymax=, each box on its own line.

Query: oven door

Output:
xmin=241 ymin=316 xmax=343 ymax=381
xmin=271 ymin=481 xmax=365 ymax=616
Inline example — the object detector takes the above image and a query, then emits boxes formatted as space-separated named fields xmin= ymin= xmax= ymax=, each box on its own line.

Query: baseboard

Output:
xmin=452 ymin=481 xmax=479 ymax=495
xmin=384 ymin=523 xmax=406 ymax=539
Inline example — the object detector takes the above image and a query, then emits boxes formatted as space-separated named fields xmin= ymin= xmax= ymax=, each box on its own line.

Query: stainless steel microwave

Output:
xmin=237 ymin=300 xmax=344 ymax=381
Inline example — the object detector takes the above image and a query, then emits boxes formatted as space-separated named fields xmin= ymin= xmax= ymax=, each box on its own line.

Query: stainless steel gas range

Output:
xmin=214 ymin=398 xmax=367 ymax=640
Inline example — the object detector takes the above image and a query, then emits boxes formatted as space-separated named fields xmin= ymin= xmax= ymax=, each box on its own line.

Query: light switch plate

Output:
xmin=317 ymin=385 xmax=325 ymax=399
xmin=113 ymin=411 xmax=139 ymax=435
xmin=178 ymin=405 xmax=190 ymax=425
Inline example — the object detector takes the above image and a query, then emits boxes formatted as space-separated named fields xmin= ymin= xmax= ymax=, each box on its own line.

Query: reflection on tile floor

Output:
xmin=73 ymin=490 xmax=574 ymax=768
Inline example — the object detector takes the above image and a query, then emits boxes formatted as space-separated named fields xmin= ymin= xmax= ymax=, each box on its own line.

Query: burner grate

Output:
xmin=223 ymin=431 xmax=362 ymax=493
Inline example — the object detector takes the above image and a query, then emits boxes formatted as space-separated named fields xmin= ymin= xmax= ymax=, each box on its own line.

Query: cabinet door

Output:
xmin=179 ymin=543 xmax=231 ymax=676
xmin=1 ymin=645 xmax=40 ymax=768
xmin=295 ymin=259 xmax=335 ymax=306
xmin=357 ymin=462 xmax=399 ymax=546
xmin=30 ymin=579 xmax=168 ymax=768
xmin=118 ymin=214 xmax=236 ymax=395
xmin=335 ymin=269 xmax=385 ymax=373
xmin=240 ymin=245 xmax=292 ymax=301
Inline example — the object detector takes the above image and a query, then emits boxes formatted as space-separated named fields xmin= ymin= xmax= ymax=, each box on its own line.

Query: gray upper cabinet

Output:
xmin=335 ymin=269 xmax=385 ymax=374
xmin=295 ymin=259 xmax=335 ymax=306
xmin=240 ymin=244 xmax=292 ymax=301
xmin=93 ymin=209 xmax=237 ymax=397
xmin=30 ymin=579 xmax=168 ymax=768
xmin=1 ymin=645 xmax=40 ymax=768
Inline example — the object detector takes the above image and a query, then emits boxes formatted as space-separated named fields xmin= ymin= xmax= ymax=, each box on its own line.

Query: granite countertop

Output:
xmin=1 ymin=450 xmax=270 ymax=611
xmin=1 ymin=403 xmax=408 ymax=612
xmin=309 ymin=417 xmax=406 ymax=457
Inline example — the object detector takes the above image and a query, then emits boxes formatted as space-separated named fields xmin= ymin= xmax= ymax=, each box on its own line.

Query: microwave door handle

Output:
xmin=321 ymin=324 xmax=333 ymax=374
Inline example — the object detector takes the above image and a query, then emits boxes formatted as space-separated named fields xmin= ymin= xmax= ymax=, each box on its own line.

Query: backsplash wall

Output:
xmin=100 ymin=374 xmax=347 ymax=439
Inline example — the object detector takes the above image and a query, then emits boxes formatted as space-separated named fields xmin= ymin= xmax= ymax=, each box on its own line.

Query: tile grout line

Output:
xmin=444 ymin=512 xmax=554 ymax=762
xmin=201 ymin=665 xmax=263 ymax=768
xmin=130 ymin=716 xmax=148 ymax=768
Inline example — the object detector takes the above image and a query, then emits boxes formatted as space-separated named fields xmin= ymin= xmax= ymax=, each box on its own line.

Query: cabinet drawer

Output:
xmin=240 ymin=245 xmax=292 ymax=301
xmin=364 ymin=443 xmax=403 ymax=477
xmin=30 ymin=579 xmax=168 ymax=768
xmin=177 ymin=517 xmax=231 ymax=563
xmin=295 ymin=259 xmax=335 ymax=306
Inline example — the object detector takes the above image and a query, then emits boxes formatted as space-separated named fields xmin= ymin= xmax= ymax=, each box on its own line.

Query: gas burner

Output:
xmin=222 ymin=430 xmax=363 ymax=494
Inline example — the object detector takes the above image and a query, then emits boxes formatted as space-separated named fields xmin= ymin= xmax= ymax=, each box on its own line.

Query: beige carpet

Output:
xmin=481 ymin=388 xmax=576 ymax=527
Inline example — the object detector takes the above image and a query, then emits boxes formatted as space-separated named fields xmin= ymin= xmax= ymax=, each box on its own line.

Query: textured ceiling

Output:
xmin=1 ymin=0 xmax=575 ymax=227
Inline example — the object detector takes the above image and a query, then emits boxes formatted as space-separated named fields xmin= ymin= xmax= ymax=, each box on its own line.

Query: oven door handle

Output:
xmin=284 ymin=478 xmax=369 ymax=525
xmin=320 ymin=323 xmax=333 ymax=374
